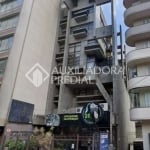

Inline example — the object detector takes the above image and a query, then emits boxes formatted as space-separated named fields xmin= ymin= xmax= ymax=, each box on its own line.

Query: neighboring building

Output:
xmin=124 ymin=0 xmax=150 ymax=149
xmin=0 ymin=0 xmax=60 ymax=143
xmin=0 ymin=0 xmax=134 ymax=149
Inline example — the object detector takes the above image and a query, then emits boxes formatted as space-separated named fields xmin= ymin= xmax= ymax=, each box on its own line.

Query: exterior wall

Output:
xmin=114 ymin=74 xmax=135 ymax=150
xmin=0 ymin=0 xmax=60 ymax=126
xmin=142 ymin=121 xmax=150 ymax=150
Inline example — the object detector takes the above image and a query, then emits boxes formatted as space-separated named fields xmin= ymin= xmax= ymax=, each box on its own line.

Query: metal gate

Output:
xmin=51 ymin=133 xmax=100 ymax=150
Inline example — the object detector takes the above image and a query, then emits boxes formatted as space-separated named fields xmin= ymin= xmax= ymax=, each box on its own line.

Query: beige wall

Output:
xmin=0 ymin=0 xmax=60 ymax=126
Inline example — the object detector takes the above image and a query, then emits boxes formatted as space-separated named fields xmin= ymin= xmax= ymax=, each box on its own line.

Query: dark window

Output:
xmin=68 ymin=43 xmax=81 ymax=67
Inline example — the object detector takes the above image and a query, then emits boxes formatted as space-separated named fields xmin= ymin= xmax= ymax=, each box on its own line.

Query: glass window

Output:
xmin=0 ymin=0 xmax=22 ymax=13
xmin=87 ymin=57 xmax=95 ymax=68
xmin=130 ymin=92 xmax=150 ymax=108
xmin=68 ymin=43 xmax=81 ymax=67
xmin=0 ymin=59 xmax=7 ymax=78
xmin=0 ymin=36 xmax=14 ymax=51
xmin=128 ymin=67 xmax=137 ymax=79
xmin=0 ymin=16 xmax=19 ymax=31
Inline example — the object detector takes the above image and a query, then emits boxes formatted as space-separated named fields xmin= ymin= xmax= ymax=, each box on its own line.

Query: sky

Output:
xmin=101 ymin=0 xmax=133 ymax=52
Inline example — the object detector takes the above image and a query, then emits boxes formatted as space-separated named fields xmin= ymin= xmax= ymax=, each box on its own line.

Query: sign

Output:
xmin=46 ymin=114 xmax=60 ymax=127
xmin=8 ymin=100 xmax=34 ymax=124
xmin=60 ymin=114 xmax=82 ymax=126
xmin=81 ymin=103 xmax=104 ymax=125
xmin=100 ymin=133 xmax=109 ymax=150
xmin=46 ymin=111 xmax=109 ymax=127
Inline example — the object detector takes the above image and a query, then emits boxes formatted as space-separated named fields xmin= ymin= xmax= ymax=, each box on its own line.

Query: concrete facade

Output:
xmin=0 ymin=0 xmax=135 ymax=149
xmin=124 ymin=0 xmax=150 ymax=149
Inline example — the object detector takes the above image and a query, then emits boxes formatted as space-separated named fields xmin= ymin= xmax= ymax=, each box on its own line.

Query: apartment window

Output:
xmin=0 ymin=16 xmax=19 ymax=31
xmin=130 ymin=93 xmax=140 ymax=108
xmin=87 ymin=57 xmax=96 ymax=68
xmin=0 ymin=59 xmax=7 ymax=78
xmin=143 ymin=18 xmax=150 ymax=24
xmin=68 ymin=43 xmax=81 ymax=67
xmin=128 ymin=67 xmax=137 ymax=79
xmin=136 ymin=123 xmax=142 ymax=138
xmin=130 ymin=92 xmax=150 ymax=108
xmin=0 ymin=36 xmax=14 ymax=51
xmin=0 ymin=0 xmax=22 ymax=13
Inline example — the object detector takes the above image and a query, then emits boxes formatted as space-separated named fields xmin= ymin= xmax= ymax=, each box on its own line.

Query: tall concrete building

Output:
xmin=0 ymin=0 xmax=134 ymax=149
xmin=124 ymin=0 xmax=150 ymax=149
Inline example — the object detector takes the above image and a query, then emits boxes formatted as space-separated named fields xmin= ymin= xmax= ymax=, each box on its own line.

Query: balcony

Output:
xmin=0 ymin=5 xmax=21 ymax=20
xmin=126 ymin=48 xmax=150 ymax=66
xmin=0 ymin=49 xmax=9 ymax=59
xmin=58 ymin=35 xmax=66 ymax=45
xmin=84 ymin=44 xmax=104 ymax=59
xmin=55 ymin=52 xmax=64 ymax=62
xmin=124 ymin=1 xmax=150 ymax=27
xmin=130 ymin=108 xmax=150 ymax=121
xmin=0 ymin=27 xmax=16 ymax=38
xmin=73 ymin=10 xmax=88 ymax=23
xmin=128 ymin=75 xmax=150 ymax=91
xmin=126 ymin=23 xmax=150 ymax=47
xmin=60 ymin=18 xmax=67 ymax=29
xmin=73 ymin=28 xmax=87 ymax=39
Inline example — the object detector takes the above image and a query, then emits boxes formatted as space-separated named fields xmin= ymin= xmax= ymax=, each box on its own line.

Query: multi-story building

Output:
xmin=124 ymin=0 xmax=150 ymax=149
xmin=0 ymin=0 xmax=134 ymax=149
xmin=0 ymin=0 xmax=60 ymax=143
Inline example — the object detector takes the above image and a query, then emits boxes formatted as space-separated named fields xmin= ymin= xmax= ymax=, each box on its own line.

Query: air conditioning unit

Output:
xmin=99 ymin=103 xmax=108 ymax=111
xmin=76 ymin=107 xmax=83 ymax=113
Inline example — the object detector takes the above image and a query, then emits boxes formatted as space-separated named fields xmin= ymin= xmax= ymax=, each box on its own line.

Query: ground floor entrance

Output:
xmin=51 ymin=127 xmax=109 ymax=150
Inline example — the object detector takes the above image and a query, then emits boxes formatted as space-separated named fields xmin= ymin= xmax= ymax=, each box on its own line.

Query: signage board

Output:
xmin=8 ymin=100 xmax=34 ymax=124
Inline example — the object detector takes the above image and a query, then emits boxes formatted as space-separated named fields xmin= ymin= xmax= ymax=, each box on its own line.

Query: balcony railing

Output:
xmin=60 ymin=18 xmax=67 ymax=29
xmin=73 ymin=28 xmax=87 ymax=39
xmin=55 ymin=52 xmax=64 ymax=62
xmin=85 ymin=44 xmax=104 ymax=59
xmin=73 ymin=10 xmax=89 ymax=22
xmin=0 ymin=5 xmax=22 ymax=19
xmin=58 ymin=35 xmax=66 ymax=45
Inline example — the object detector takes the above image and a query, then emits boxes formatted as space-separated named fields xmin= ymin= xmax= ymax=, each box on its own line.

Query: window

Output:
xmin=0 ymin=59 xmax=7 ymax=78
xmin=136 ymin=123 xmax=142 ymax=138
xmin=0 ymin=0 xmax=23 ymax=13
xmin=0 ymin=36 xmax=14 ymax=51
xmin=128 ymin=67 xmax=137 ymax=79
xmin=0 ymin=16 xmax=19 ymax=31
xmin=87 ymin=57 xmax=96 ymax=68
xmin=68 ymin=43 xmax=81 ymax=67
xmin=130 ymin=93 xmax=140 ymax=108
xmin=143 ymin=18 xmax=150 ymax=24
xmin=130 ymin=92 xmax=150 ymax=108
